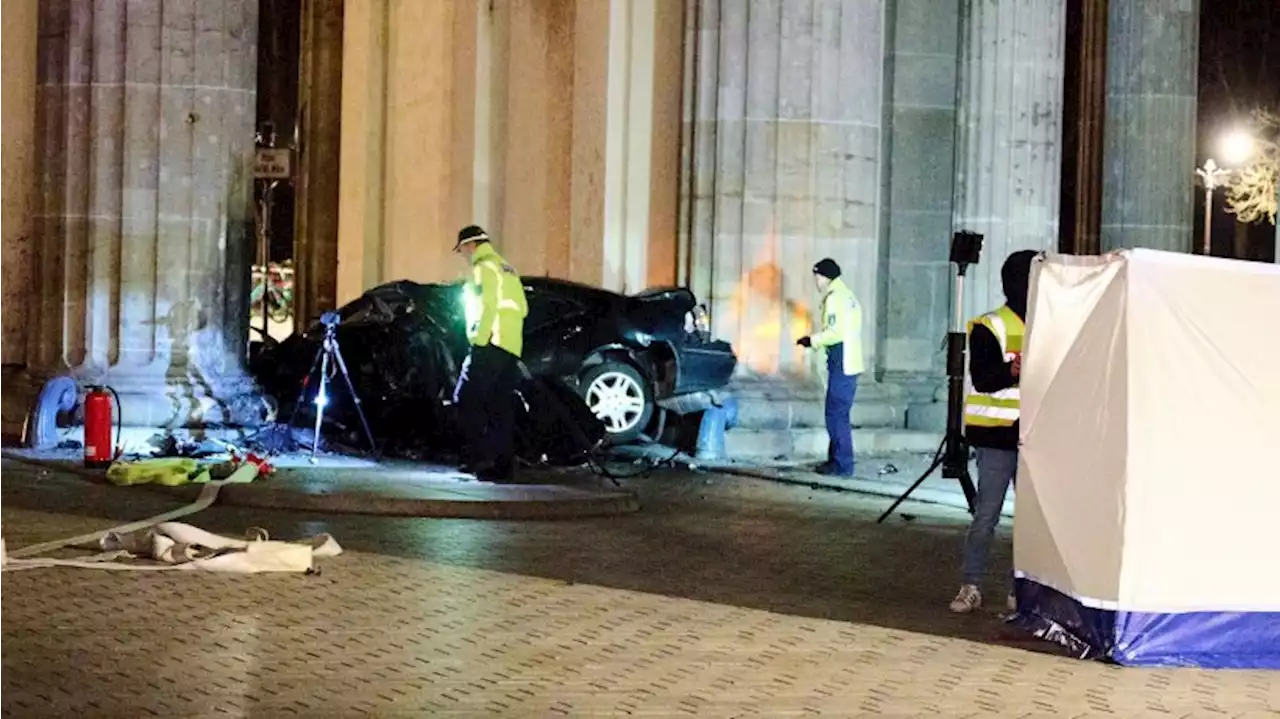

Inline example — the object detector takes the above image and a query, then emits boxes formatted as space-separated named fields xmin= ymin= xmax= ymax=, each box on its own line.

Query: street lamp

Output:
xmin=1195 ymin=159 xmax=1231 ymax=256
xmin=1195 ymin=130 xmax=1257 ymax=256
xmin=1220 ymin=130 xmax=1256 ymax=166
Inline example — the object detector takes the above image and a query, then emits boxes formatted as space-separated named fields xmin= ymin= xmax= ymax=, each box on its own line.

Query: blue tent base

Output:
xmin=1009 ymin=577 xmax=1280 ymax=669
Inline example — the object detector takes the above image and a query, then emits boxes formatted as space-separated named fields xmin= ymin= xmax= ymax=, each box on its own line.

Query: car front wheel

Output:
xmin=579 ymin=361 xmax=654 ymax=444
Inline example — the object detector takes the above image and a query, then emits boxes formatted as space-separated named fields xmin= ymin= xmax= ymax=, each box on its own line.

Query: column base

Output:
xmin=14 ymin=363 xmax=270 ymax=441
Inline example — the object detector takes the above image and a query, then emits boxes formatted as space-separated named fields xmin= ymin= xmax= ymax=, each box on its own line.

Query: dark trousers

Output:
xmin=453 ymin=344 xmax=522 ymax=472
xmin=824 ymin=343 xmax=859 ymax=475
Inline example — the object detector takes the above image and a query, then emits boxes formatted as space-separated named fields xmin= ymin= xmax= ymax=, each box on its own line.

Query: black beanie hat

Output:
xmin=455 ymin=224 xmax=489 ymax=249
xmin=813 ymin=258 xmax=841 ymax=280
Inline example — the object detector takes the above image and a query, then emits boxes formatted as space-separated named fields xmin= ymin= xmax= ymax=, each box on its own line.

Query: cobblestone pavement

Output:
xmin=3 ymin=461 xmax=1277 ymax=718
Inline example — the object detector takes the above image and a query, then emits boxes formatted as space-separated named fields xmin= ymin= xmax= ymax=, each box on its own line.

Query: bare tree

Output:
xmin=1225 ymin=110 xmax=1279 ymax=226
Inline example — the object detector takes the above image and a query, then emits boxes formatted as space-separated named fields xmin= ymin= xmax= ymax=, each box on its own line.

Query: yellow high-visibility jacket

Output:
xmin=810 ymin=277 xmax=865 ymax=376
xmin=963 ymin=304 xmax=1024 ymax=428
xmin=464 ymin=243 xmax=528 ymax=357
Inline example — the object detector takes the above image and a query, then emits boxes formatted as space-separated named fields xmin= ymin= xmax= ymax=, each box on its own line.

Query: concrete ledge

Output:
xmin=153 ymin=473 xmax=640 ymax=520
xmin=724 ymin=427 xmax=942 ymax=459
xmin=705 ymin=465 xmax=1010 ymax=518
xmin=1 ymin=453 xmax=641 ymax=521
xmin=613 ymin=445 xmax=1012 ymax=518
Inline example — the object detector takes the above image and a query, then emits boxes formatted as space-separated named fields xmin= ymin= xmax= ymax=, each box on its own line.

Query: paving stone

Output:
xmin=2 ymin=461 xmax=1277 ymax=718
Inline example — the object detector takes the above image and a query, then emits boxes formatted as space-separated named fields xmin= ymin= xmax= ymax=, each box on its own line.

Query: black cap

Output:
xmin=812 ymin=258 xmax=841 ymax=280
xmin=455 ymin=224 xmax=489 ymax=250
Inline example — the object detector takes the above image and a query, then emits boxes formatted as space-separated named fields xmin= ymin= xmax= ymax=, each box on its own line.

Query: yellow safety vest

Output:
xmin=810 ymin=277 xmax=865 ymax=376
xmin=963 ymin=305 xmax=1024 ymax=428
xmin=463 ymin=244 xmax=529 ymax=357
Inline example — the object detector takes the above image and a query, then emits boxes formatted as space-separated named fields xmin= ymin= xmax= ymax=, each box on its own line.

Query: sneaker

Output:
xmin=1006 ymin=592 xmax=1017 ymax=612
xmin=949 ymin=584 xmax=983 ymax=613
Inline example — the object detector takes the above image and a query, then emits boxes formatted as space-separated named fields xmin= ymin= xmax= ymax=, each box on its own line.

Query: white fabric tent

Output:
xmin=1013 ymin=249 xmax=1280 ymax=668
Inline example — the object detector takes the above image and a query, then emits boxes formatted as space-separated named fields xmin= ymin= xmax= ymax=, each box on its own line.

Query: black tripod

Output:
xmin=290 ymin=311 xmax=379 ymax=459
xmin=877 ymin=231 xmax=984 ymax=523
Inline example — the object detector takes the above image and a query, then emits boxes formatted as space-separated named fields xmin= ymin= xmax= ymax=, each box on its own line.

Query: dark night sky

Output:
xmin=1197 ymin=0 xmax=1279 ymax=259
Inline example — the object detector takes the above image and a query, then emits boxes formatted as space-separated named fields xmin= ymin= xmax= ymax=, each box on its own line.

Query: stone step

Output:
xmin=734 ymin=396 xmax=904 ymax=430
xmin=728 ymin=378 xmax=909 ymax=430
xmin=906 ymin=401 xmax=948 ymax=431
xmin=724 ymin=427 xmax=942 ymax=460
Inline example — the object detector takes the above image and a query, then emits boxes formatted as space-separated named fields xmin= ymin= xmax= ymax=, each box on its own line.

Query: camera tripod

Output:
xmin=289 ymin=312 xmax=379 ymax=459
xmin=876 ymin=231 xmax=983 ymax=523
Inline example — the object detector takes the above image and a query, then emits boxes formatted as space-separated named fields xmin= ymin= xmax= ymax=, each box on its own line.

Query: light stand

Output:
xmin=289 ymin=311 xmax=379 ymax=459
xmin=877 ymin=231 xmax=983 ymax=523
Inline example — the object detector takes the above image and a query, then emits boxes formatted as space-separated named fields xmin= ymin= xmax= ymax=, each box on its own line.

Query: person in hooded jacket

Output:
xmin=949 ymin=249 xmax=1037 ymax=614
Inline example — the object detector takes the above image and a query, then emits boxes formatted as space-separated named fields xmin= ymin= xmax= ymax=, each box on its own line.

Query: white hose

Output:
xmin=2 ymin=463 xmax=259 ymax=568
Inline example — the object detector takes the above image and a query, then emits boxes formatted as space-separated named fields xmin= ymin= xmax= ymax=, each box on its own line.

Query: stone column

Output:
xmin=2 ymin=0 xmax=39 ymax=367
xmin=482 ymin=0 xmax=679 ymax=291
xmin=29 ymin=0 xmax=262 ymax=428
xmin=1058 ymin=0 xmax=1107 ymax=255
xmin=877 ymin=0 xmax=962 ymax=382
xmin=335 ymin=0 xmax=476 ymax=302
xmin=681 ymin=0 xmax=887 ymax=376
xmin=499 ymin=0 xmax=578 ymax=280
xmin=293 ymin=0 xmax=345 ymax=326
xmin=1100 ymin=0 xmax=1199 ymax=252
xmin=952 ymin=0 xmax=1066 ymax=317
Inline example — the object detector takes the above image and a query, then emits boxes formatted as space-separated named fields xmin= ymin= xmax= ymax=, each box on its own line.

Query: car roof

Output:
xmin=523 ymin=276 xmax=624 ymax=303
xmin=523 ymin=276 xmax=695 ymax=302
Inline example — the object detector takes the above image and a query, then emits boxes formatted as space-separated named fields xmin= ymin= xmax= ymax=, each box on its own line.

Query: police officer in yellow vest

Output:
xmin=950 ymin=249 xmax=1036 ymax=614
xmin=797 ymin=258 xmax=864 ymax=477
xmin=452 ymin=225 xmax=529 ymax=481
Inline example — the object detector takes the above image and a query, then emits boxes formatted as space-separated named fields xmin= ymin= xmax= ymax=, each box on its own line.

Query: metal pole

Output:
xmin=259 ymin=183 xmax=273 ymax=338
xmin=1203 ymin=185 xmax=1213 ymax=256
xmin=1274 ymin=179 xmax=1279 ymax=264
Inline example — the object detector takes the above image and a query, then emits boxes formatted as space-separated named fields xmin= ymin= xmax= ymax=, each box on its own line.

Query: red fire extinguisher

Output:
xmin=84 ymin=385 xmax=122 ymax=468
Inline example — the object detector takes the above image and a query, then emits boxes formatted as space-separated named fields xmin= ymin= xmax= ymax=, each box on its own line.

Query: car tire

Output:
xmin=579 ymin=360 xmax=654 ymax=445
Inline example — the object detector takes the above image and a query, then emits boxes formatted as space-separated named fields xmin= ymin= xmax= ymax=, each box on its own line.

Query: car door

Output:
xmin=521 ymin=290 xmax=592 ymax=377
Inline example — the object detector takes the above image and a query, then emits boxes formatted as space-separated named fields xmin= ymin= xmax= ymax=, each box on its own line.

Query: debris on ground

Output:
xmin=148 ymin=434 xmax=224 ymax=459
xmin=103 ymin=452 xmax=272 ymax=488
xmin=106 ymin=457 xmax=212 ymax=487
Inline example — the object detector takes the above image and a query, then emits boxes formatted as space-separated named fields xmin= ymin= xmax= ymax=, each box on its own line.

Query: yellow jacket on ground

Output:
xmin=810 ymin=277 xmax=865 ymax=376
xmin=963 ymin=304 xmax=1024 ymax=428
xmin=465 ymin=243 xmax=529 ymax=357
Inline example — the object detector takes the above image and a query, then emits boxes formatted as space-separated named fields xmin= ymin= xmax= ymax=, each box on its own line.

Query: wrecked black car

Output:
xmin=521 ymin=278 xmax=737 ymax=443
xmin=250 ymin=278 xmax=736 ymax=463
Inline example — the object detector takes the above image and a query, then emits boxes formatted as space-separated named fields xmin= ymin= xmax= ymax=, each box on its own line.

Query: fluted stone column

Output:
xmin=293 ymin=0 xmax=345 ymax=326
xmin=681 ymin=0 xmax=887 ymax=376
xmin=953 ymin=0 xmax=1066 ymax=317
xmin=1100 ymin=0 xmax=1199 ymax=252
xmin=2 ymin=0 xmax=39 ymax=369
xmin=1058 ymin=0 xmax=1107 ymax=255
xmin=877 ymin=0 xmax=961 ymax=381
xmin=30 ymin=0 xmax=262 ymax=428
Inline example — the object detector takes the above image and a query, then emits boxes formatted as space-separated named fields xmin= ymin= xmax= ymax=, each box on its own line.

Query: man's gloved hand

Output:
xmin=796 ymin=336 xmax=812 ymax=348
